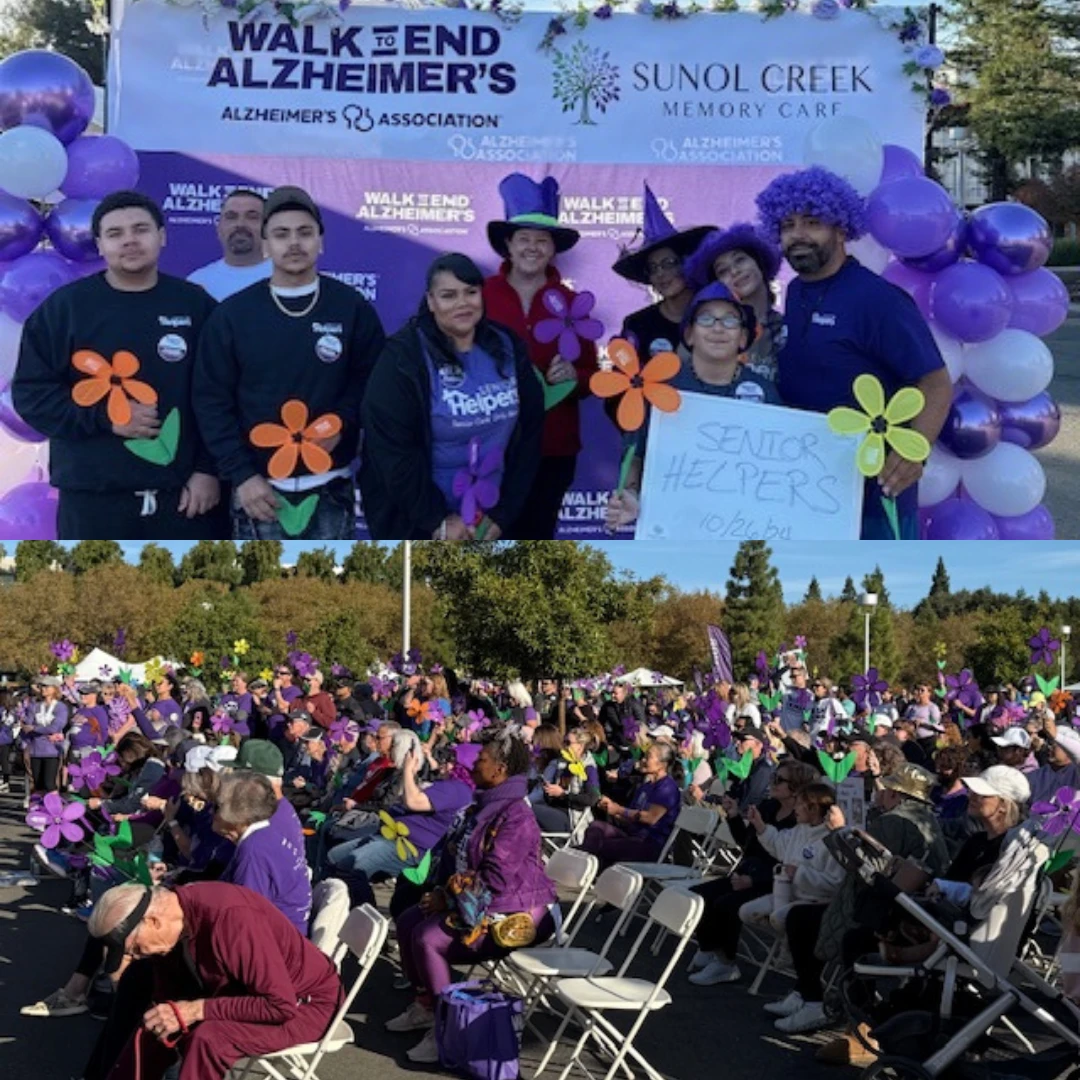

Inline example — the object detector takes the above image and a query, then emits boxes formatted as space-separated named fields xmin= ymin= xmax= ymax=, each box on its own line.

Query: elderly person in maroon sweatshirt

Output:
xmin=87 ymin=881 xmax=341 ymax=1080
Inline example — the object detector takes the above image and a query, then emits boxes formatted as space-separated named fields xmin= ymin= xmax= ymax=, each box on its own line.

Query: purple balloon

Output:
xmin=0 ymin=250 xmax=78 ymax=322
xmin=923 ymin=497 xmax=1000 ymax=540
xmin=967 ymin=202 xmax=1052 ymax=277
xmin=0 ymin=50 xmax=95 ymax=145
xmin=867 ymin=177 xmax=960 ymax=259
xmin=938 ymin=383 xmax=1001 ymax=460
xmin=900 ymin=216 xmax=968 ymax=273
xmin=998 ymin=392 xmax=1061 ymax=451
xmin=1007 ymin=268 xmax=1069 ymax=337
xmin=0 ymin=191 xmax=42 ymax=262
xmin=44 ymin=198 xmax=98 ymax=263
xmin=61 ymin=136 xmax=140 ymax=200
xmin=879 ymin=144 xmax=924 ymax=185
xmin=991 ymin=503 xmax=1055 ymax=540
xmin=0 ymin=379 xmax=44 ymax=442
xmin=929 ymin=261 xmax=1012 ymax=343
xmin=0 ymin=481 xmax=58 ymax=540
xmin=882 ymin=260 xmax=935 ymax=318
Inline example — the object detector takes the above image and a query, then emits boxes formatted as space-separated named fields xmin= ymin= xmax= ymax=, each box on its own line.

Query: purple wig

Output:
xmin=683 ymin=222 xmax=782 ymax=291
xmin=755 ymin=167 xmax=867 ymax=245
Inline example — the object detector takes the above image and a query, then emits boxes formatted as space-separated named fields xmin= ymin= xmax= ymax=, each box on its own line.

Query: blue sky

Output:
xmin=101 ymin=541 xmax=1080 ymax=608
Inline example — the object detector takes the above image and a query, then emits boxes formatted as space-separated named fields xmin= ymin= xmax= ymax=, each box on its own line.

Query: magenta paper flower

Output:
xmin=945 ymin=668 xmax=983 ymax=710
xmin=453 ymin=437 xmax=503 ymax=527
xmin=330 ymin=718 xmax=360 ymax=744
xmin=793 ymin=635 xmax=807 ymax=650
xmin=533 ymin=289 xmax=604 ymax=363
xmin=69 ymin=750 xmax=121 ymax=793
xmin=1029 ymin=627 xmax=1061 ymax=668
xmin=1031 ymin=787 xmax=1080 ymax=837
xmin=851 ymin=667 xmax=888 ymax=712
xmin=463 ymin=709 xmax=489 ymax=736
xmin=211 ymin=712 xmax=234 ymax=734
xmin=26 ymin=791 xmax=86 ymax=848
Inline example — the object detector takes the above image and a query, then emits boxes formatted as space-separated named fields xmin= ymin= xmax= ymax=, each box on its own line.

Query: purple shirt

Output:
xmin=392 ymin=778 xmax=473 ymax=853
xmin=630 ymin=775 xmax=681 ymax=848
xmin=25 ymin=701 xmax=69 ymax=757
xmin=221 ymin=692 xmax=253 ymax=717
xmin=69 ymin=705 xmax=109 ymax=750
xmin=220 ymin=798 xmax=311 ymax=935
xmin=151 ymin=697 xmax=183 ymax=727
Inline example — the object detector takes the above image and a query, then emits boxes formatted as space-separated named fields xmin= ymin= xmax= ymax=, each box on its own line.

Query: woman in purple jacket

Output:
xmin=21 ymin=675 xmax=69 ymax=797
xmin=388 ymin=731 xmax=557 ymax=1065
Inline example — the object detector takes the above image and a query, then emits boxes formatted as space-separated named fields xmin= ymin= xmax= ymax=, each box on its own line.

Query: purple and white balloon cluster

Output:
xmin=860 ymin=147 xmax=1064 ymax=540
xmin=0 ymin=50 xmax=141 ymax=539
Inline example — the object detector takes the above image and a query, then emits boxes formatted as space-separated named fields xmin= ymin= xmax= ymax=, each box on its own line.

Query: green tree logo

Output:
xmin=552 ymin=41 xmax=621 ymax=126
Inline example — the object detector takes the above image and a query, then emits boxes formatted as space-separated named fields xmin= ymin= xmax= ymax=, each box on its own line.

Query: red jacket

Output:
xmin=483 ymin=264 xmax=598 ymax=458
xmin=304 ymin=691 xmax=337 ymax=730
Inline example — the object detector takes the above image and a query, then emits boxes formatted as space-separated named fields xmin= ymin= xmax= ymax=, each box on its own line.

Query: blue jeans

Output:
xmin=327 ymin=836 xmax=410 ymax=906
xmin=231 ymin=475 xmax=357 ymax=540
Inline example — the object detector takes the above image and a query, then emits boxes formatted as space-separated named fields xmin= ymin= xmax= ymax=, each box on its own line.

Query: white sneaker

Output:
xmin=33 ymin=844 xmax=70 ymax=879
xmin=20 ymin=988 xmax=88 ymax=1018
xmin=689 ymin=959 xmax=742 ymax=986
xmin=774 ymin=1001 xmax=828 ymax=1034
xmin=385 ymin=1000 xmax=435 ymax=1033
xmin=687 ymin=949 xmax=714 ymax=973
xmin=406 ymin=1028 xmax=440 ymax=1064
xmin=763 ymin=990 xmax=804 ymax=1017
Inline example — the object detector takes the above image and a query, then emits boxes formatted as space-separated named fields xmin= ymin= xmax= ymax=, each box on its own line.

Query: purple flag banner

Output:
xmin=707 ymin=624 xmax=733 ymax=685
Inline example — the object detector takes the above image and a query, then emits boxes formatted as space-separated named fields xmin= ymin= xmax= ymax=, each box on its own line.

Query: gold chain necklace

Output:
xmin=270 ymin=279 xmax=320 ymax=319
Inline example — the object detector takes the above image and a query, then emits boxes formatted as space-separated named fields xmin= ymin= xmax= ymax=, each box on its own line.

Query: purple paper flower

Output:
xmin=26 ymin=791 xmax=86 ymax=848
xmin=792 ymin=687 xmax=814 ymax=712
xmin=330 ymin=663 xmax=353 ymax=680
xmin=107 ymin=696 xmax=131 ymax=736
xmin=533 ymin=289 xmax=605 ymax=364
xmin=1031 ymin=787 xmax=1080 ymax=837
xmin=594 ymin=2 xmax=613 ymax=16
xmin=899 ymin=21 xmax=922 ymax=43
xmin=211 ymin=712 xmax=234 ymax=734
xmin=288 ymin=650 xmax=319 ymax=678
xmin=464 ymin=709 xmax=490 ymax=736
xmin=50 ymin=639 xmax=75 ymax=662
xmin=330 ymin=717 xmax=360 ymax=744
xmin=430 ymin=662 xmax=444 ymax=676
xmin=113 ymin=628 xmax=127 ymax=658
xmin=68 ymin=750 xmax=121 ymax=793
xmin=636 ymin=0 xmax=654 ymax=13
xmin=914 ymin=44 xmax=945 ymax=69
xmin=755 ymin=651 xmax=770 ymax=683
xmin=929 ymin=87 xmax=952 ymax=108
xmin=285 ymin=630 xmax=298 ymax=649
xmin=1029 ymin=627 xmax=1061 ymax=668
xmin=453 ymin=437 xmax=503 ymax=528
xmin=99 ymin=664 xmax=114 ymax=679
xmin=850 ymin=667 xmax=888 ymax=712
xmin=612 ymin=664 xmax=627 ymax=677
xmin=370 ymin=676 xmax=394 ymax=698
xmin=945 ymin=668 xmax=983 ymax=710
xmin=811 ymin=0 xmax=842 ymax=19
xmin=793 ymin=635 xmax=807 ymax=650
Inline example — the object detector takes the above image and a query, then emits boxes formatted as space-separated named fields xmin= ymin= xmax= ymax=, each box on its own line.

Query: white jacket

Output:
xmin=758 ymin=822 xmax=845 ymax=903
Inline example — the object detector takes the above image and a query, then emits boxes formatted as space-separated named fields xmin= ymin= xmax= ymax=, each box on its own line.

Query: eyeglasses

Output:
xmin=646 ymin=256 xmax=681 ymax=277
xmin=692 ymin=313 xmax=742 ymax=330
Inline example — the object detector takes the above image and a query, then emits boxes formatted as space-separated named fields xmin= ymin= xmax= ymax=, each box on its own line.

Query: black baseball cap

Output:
xmin=263 ymin=185 xmax=324 ymax=233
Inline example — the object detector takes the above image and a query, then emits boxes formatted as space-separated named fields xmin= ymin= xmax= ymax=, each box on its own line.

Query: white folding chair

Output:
xmin=545 ymin=848 xmax=601 ymax=946
xmin=308 ymin=879 xmax=352 ymax=969
xmin=510 ymin=865 xmax=644 ymax=1028
xmin=230 ymin=903 xmax=389 ymax=1080
xmin=533 ymin=886 xmax=704 ymax=1080
xmin=542 ymin=807 xmax=594 ymax=855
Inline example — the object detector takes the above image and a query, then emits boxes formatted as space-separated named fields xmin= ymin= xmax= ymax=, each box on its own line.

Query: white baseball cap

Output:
xmin=869 ymin=714 xmax=894 ymax=730
xmin=991 ymin=727 xmax=1031 ymax=751
xmin=650 ymin=724 xmax=675 ymax=739
xmin=184 ymin=744 xmax=238 ymax=773
xmin=1053 ymin=726 xmax=1080 ymax=764
xmin=962 ymin=765 xmax=1031 ymax=804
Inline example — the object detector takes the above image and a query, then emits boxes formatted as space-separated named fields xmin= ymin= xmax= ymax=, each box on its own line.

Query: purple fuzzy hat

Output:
xmin=683 ymin=223 xmax=782 ymax=291
xmin=755 ymin=166 xmax=867 ymax=245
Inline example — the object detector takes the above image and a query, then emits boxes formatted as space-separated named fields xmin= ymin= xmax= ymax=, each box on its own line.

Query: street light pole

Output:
xmin=402 ymin=541 xmax=412 ymax=657
xmin=861 ymin=593 xmax=878 ymax=672
xmin=1063 ymin=625 xmax=1072 ymax=689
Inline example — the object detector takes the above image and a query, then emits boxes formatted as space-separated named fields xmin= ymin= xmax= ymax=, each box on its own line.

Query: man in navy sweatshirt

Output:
xmin=13 ymin=191 xmax=225 ymax=539
xmin=195 ymin=186 xmax=386 ymax=540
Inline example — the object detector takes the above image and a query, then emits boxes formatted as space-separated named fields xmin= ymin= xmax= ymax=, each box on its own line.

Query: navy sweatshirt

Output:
xmin=12 ymin=273 xmax=217 ymax=493
xmin=194 ymin=275 xmax=386 ymax=488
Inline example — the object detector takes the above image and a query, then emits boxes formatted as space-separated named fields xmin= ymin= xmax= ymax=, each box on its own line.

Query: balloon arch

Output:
xmin=0 ymin=50 xmax=1069 ymax=540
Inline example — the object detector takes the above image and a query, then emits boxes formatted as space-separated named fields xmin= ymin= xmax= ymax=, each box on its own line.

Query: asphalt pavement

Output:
xmin=1042 ymin=311 xmax=1080 ymax=540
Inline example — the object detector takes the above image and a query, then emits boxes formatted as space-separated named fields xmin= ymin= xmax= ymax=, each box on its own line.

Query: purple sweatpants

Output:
xmin=579 ymin=821 xmax=661 ymax=869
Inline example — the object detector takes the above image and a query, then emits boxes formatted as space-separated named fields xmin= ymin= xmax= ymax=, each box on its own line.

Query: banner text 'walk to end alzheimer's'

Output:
xmin=109 ymin=4 xmax=923 ymax=166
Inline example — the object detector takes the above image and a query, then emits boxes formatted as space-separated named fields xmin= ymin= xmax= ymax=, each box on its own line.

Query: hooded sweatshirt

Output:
xmin=758 ymin=821 xmax=844 ymax=903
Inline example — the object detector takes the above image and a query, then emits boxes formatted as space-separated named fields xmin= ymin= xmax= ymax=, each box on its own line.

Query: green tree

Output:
xmin=916 ymin=556 xmax=952 ymax=621
xmin=239 ymin=541 xmax=283 ymax=586
xmin=840 ymin=576 xmax=858 ymax=603
xmin=138 ymin=544 xmax=176 ymax=587
xmin=296 ymin=547 xmax=338 ymax=581
xmin=341 ymin=542 xmax=390 ymax=584
xmin=14 ymin=540 xmax=67 ymax=581
xmin=723 ymin=541 xmax=784 ymax=677
xmin=178 ymin=541 xmax=242 ymax=587
xmin=0 ymin=0 xmax=107 ymax=83
xmin=69 ymin=540 xmax=124 ymax=574
xmin=964 ymin=606 xmax=1033 ymax=687
xmin=804 ymin=577 xmax=823 ymax=603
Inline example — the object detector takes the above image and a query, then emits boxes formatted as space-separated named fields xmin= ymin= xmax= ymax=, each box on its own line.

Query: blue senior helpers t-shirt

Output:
xmin=425 ymin=341 xmax=518 ymax=516
xmin=777 ymin=258 xmax=945 ymax=536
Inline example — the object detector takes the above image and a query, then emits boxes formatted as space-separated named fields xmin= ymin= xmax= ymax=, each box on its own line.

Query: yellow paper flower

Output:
xmin=259 ymin=667 xmax=273 ymax=682
xmin=561 ymin=749 xmax=587 ymax=782
xmin=379 ymin=810 xmax=419 ymax=862
xmin=144 ymin=658 xmax=166 ymax=685
xmin=826 ymin=374 xmax=930 ymax=478
xmin=233 ymin=639 xmax=250 ymax=656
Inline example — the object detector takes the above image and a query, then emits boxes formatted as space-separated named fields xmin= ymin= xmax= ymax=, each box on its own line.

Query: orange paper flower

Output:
xmin=71 ymin=350 xmax=158 ymax=427
xmin=589 ymin=338 xmax=681 ymax=432
xmin=407 ymin=699 xmax=431 ymax=723
xmin=250 ymin=400 xmax=342 ymax=481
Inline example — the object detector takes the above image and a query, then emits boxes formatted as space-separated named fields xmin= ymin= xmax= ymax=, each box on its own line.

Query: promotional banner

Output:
xmin=635 ymin=393 xmax=864 ymax=543
xmin=109 ymin=1 xmax=926 ymax=538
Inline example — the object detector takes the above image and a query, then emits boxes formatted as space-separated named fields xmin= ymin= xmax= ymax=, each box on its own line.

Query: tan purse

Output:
xmin=491 ymin=912 xmax=537 ymax=949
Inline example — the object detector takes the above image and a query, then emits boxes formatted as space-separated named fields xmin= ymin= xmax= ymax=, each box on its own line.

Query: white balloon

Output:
xmin=918 ymin=444 xmax=962 ymax=507
xmin=0 ymin=311 xmax=23 ymax=387
xmin=929 ymin=323 xmax=966 ymax=383
xmin=0 ymin=126 xmax=68 ymax=200
xmin=848 ymin=234 xmax=891 ymax=274
xmin=963 ymin=328 xmax=1053 ymax=403
xmin=803 ymin=117 xmax=884 ymax=197
xmin=961 ymin=443 xmax=1045 ymax=517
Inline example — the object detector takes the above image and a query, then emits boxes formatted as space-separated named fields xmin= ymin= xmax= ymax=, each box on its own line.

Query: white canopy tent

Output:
xmin=614 ymin=668 xmax=684 ymax=689
xmin=72 ymin=648 xmax=181 ymax=685
xmin=1064 ymin=683 xmax=1080 ymax=693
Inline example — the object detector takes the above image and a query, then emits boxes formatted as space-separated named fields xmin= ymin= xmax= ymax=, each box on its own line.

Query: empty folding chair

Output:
xmin=534 ymin=886 xmax=704 ymax=1080
xmin=308 ymin=878 xmax=352 ymax=969
xmin=542 ymin=807 xmax=595 ymax=856
xmin=231 ymin=903 xmax=389 ymax=1080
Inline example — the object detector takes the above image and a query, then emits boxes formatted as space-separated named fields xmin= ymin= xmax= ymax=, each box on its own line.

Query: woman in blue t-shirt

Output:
xmin=360 ymin=254 xmax=544 ymax=540
xmin=606 ymin=282 xmax=780 ymax=531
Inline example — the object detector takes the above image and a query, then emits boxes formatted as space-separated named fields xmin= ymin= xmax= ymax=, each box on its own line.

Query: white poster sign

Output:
xmin=635 ymin=392 xmax=864 ymax=543
xmin=836 ymin=776 xmax=868 ymax=831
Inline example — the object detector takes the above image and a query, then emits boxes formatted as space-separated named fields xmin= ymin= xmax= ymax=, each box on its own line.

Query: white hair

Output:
xmin=87 ymin=883 xmax=158 ymax=940
xmin=391 ymin=728 xmax=422 ymax=768
xmin=507 ymin=680 xmax=532 ymax=709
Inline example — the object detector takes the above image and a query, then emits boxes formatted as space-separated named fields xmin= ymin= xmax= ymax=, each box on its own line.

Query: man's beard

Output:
xmin=227 ymin=230 xmax=256 ymax=256
xmin=785 ymin=242 xmax=831 ymax=274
